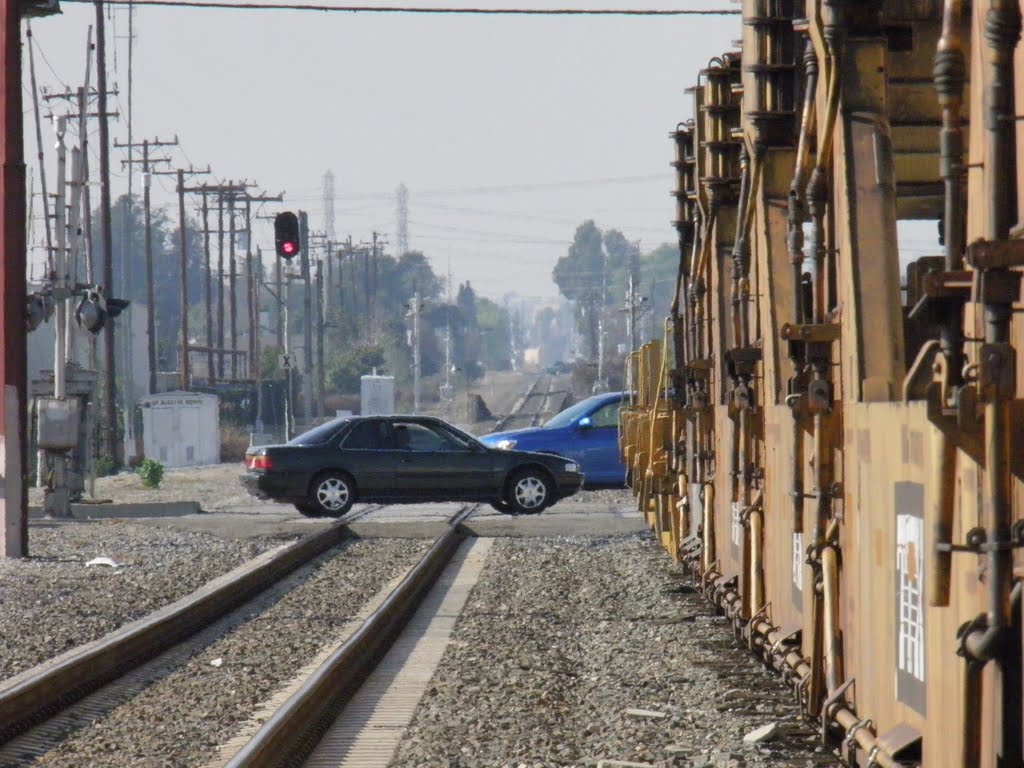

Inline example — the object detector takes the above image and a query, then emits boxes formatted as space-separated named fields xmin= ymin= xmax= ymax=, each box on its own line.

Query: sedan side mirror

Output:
xmin=577 ymin=416 xmax=593 ymax=429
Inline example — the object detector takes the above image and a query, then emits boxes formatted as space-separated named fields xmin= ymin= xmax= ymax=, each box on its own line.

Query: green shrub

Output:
xmin=138 ymin=458 xmax=164 ymax=489
xmin=95 ymin=456 xmax=116 ymax=478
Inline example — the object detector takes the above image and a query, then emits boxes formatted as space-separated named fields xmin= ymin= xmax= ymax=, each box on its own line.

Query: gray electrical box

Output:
xmin=37 ymin=397 xmax=82 ymax=451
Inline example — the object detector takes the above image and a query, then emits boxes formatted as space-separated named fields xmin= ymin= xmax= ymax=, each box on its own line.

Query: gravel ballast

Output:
xmin=8 ymin=537 xmax=432 ymax=768
xmin=390 ymin=534 xmax=839 ymax=768
xmin=0 ymin=521 xmax=287 ymax=683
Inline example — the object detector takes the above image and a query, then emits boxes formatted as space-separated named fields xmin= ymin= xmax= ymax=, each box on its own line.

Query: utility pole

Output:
xmin=94 ymin=0 xmax=119 ymax=466
xmin=228 ymin=189 xmax=237 ymax=379
xmin=177 ymin=169 xmax=189 ymax=389
xmin=254 ymin=246 xmax=263 ymax=428
xmin=152 ymin=166 xmax=211 ymax=390
xmin=396 ymin=182 xmax=409 ymax=257
xmin=202 ymin=190 xmax=213 ymax=384
xmin=217 ymin=186 xmax=225 ymax=378
xmin=47 ymin=117 xmax=68 ymax=515
xmin=116 ymin=136 xmax=177 ymax=394
xmin=3 ymin=0 xmax=29 ymax=556
xmin=299 ymin=211 xmax=314 ymax=420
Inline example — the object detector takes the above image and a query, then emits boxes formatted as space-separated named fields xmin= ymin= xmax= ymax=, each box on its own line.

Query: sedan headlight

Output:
xmin=496 ymin=439 xmax=517 ymax=450
xmin=564 ymin=462 xmax=580 ymax=473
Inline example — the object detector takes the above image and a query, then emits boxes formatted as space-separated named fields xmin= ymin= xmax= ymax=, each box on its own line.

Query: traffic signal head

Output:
xmin=275 ymin=212 xmax=300 ymax=259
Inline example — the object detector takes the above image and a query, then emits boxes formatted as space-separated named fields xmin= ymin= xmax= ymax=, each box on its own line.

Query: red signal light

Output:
xmin=282 ymin=241 xmax=297 ymax=256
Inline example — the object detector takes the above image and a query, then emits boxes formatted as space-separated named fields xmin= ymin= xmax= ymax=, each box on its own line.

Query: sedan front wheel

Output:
xmin=309 ymin=472 xmax=355 ymax=517
xmin=505 ymin=469 xmax=551 ymax=515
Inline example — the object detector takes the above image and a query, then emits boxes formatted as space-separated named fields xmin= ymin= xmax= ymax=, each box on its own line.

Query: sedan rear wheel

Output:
xmin=309 ymin=472 xmax=355 ymax=517
xmin=505 ymin=469 xmax=551 ymax=515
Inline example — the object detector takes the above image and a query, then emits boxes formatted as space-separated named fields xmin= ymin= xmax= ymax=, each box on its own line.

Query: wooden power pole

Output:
xmin=116 ymin=136 xmax=177 ymax=394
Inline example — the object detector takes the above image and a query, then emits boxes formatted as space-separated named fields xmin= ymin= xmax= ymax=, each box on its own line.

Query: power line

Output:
xmin=63 ymin=1 xmax=739 ymax=15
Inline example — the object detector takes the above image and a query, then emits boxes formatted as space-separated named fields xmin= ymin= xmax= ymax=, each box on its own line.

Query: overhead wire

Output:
xmin=61 ymin=1 xmax=739 ymax=15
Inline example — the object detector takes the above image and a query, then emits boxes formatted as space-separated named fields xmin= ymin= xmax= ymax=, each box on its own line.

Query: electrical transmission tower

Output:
xmin=322 ymin=170 xmax=335 ymax=241
xmin=396 ymin=182 xmax=409 ymax=256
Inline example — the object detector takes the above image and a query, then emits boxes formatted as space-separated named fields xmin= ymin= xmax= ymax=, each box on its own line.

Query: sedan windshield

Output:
xmin=286 ymin=418 xmax=350 ymax=446
xmin=543 ymin=396 xmax=608 ymax=429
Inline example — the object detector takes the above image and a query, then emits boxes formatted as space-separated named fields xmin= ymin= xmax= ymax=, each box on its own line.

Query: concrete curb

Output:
xmin=28 ymin=501 xmax=203 ymax=520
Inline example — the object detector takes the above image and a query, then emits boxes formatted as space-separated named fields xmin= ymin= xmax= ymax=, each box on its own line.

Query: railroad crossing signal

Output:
xmin=274 ymin=212 xmax=301 ymax=260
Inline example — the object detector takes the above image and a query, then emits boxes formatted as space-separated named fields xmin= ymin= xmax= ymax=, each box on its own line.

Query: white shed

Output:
xmin=360 ymin=375 xmax=395 ymax=415
xmin=139 ymin=391 xmax=220 ymax=468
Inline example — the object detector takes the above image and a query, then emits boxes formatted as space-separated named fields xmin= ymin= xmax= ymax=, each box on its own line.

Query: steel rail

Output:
xmin=224 ymin=504 xmax=478 ymax=768
xmin=492 ymin=373 xmax=545 ymax=432
xmin=0 ymin=520 xmax=352 ymax=744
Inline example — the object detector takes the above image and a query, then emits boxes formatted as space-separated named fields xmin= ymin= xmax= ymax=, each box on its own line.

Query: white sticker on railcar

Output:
xmin=792 ymin=532 xmax=803 ymax=591
xmin=731 ymin=501 xmax=741 ymax=549
xmin=895 ymin=481 xmax=926 ymax=716
xmin=689 ymin=483 xmax=703 ymax=540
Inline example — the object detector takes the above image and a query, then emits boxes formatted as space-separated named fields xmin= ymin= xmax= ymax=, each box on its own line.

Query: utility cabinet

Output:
xmin=360 ymin=375 xmax=395 ymax=416
xmin=140 ymin=391 xmax=220 ymax=467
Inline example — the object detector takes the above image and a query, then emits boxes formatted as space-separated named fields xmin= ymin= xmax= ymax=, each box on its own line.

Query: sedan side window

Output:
xmin=393 ymin=421 xmax=465 ymax=451
xmin=342 ymin=420 xmax=390 ymax=450
xmin=588 ymin=401 xmax=621 ymax=428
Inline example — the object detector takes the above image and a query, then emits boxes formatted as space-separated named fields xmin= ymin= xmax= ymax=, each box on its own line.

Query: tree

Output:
xmin=104 ymin=194 xmax=205 ymax=369
xmin=552 ymin=221 xmax=607 ymax=359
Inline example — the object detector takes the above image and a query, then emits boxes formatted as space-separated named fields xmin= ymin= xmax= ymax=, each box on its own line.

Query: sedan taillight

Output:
xmin=247 ymin=454 xmax=272 ymax=471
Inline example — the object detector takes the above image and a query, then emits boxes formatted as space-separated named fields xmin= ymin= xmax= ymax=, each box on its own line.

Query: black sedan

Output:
xmin=240 ymin=415 xmax=584 ymax=517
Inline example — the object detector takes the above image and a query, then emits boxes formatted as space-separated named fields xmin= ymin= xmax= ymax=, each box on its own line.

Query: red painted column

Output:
xmin=1 ymin=0 xmax=28 ymax=557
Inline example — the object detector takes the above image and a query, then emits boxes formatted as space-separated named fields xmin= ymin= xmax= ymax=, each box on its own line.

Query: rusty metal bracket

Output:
xmin=747 ymin=602 xmax=771 ymax=649
xmin=843 ymin=717 xmax=875 ymax=756
xmin=939 ymin=524 xmax=1024 ymax=554
xmin=780 ymin=322 xmax=841 ymax=342
xmin=821 ymin=677 xmax=857 ymax=743
xmin=965 ymin=238 xmax=1024 ymax=270
xmin=973 ymin=267 xmax=1023 ymax=304
xmin=978 ymin=342 xmax=1016 ymax=399
xmin=807 ymin=377 xmax=832 ymax=411
xmin=725 ymin=345 xmax=762 ymax=380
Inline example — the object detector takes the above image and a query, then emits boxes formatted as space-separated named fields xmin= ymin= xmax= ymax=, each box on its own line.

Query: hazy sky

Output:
xmin=22 ymin=1 xmax=740 ymax=300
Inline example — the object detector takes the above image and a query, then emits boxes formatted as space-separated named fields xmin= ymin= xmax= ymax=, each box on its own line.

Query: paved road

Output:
xmin=129 ymin=490 xmax=646 ymax=540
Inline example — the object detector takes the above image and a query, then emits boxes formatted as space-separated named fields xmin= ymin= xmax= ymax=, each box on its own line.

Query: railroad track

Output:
xmin=216 ymin=503 xmax=480 ymax=767
xmin=492 ymin=373 xmax=563 ymax=432
xmin=0 ymin=501 xmax=464 ymax=755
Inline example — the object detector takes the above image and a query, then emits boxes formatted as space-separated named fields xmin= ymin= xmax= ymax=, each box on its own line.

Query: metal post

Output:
xmin=274 ymin=252 xmax=282 ymax=351
xmin=283 ymin=276 xmax=292 ymax=442
xmin=2 ymin=0 xmax=29 ymax=556
xmin=315 ymin=259 xmax=325 ymax=418
xmin=299 ymin=212 xmax=313 ymax=420
xmin=412 ymin=290 xmax=421 ymax=413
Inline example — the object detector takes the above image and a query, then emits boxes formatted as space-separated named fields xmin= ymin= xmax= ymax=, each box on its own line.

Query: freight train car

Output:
xmin=622 ymin=1 xmax=1024 ymax=766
